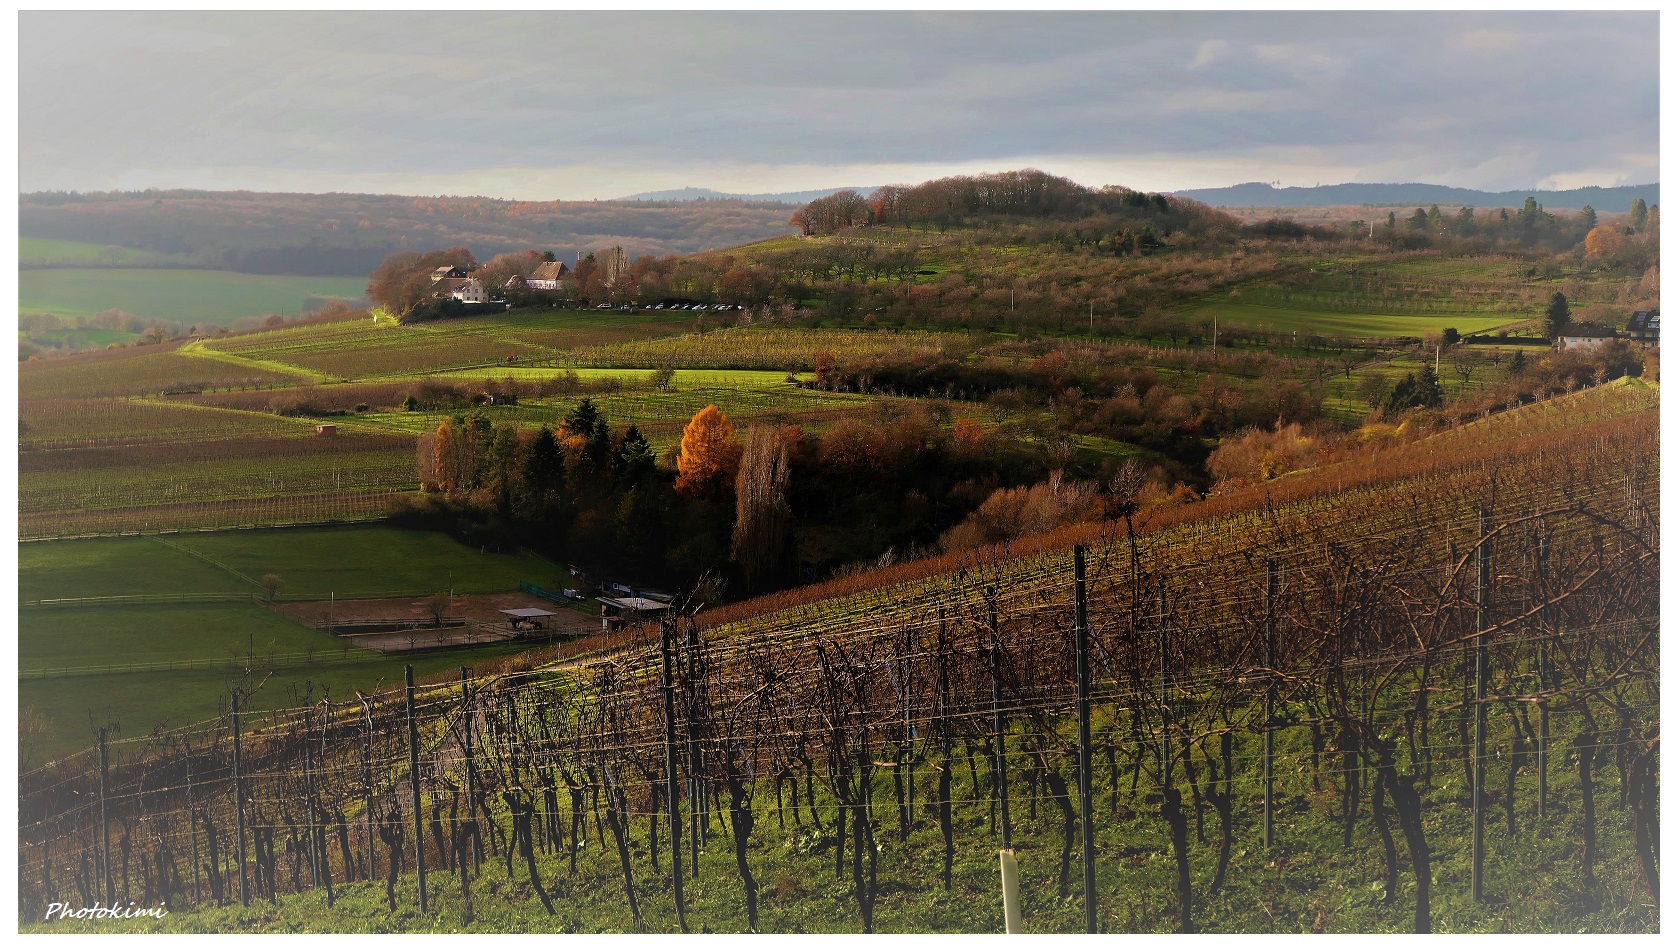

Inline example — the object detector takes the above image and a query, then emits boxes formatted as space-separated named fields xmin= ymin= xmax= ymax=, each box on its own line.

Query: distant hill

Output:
xmin=619 ymin=186 xmax=879 ymax=204
xmin=19 ymin=190 xmax=798 ymax=277
xmin=1177 ymin=182 xmax=1659 ymax=213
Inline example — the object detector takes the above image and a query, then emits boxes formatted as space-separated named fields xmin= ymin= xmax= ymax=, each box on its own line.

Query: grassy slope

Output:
xmin=19 ymin=269 xmax=368 ymax=324
xmin=18 ymin=525 xmax=568 ymax=754
xmin=25 ymin=709 xmax=1653 ymax=933
xmin=19 ymin=237 xmax=185 ymax=267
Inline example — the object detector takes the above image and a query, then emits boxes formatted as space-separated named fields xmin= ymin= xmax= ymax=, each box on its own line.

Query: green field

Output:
xmin=1187 ymin=299 xmax=1515 ymax=338
xmin=19 ymin=236 xmax=187 ymax=267
xmin=19 ymin=268 xmax=368 ymax=325
xmin=204 ymin=308 xmax=703 ymax=378
xmin=19 ymin=525 xmax=571 ymax=755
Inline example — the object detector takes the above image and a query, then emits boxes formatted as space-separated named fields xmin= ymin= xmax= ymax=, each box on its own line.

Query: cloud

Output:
xmin=18 ymin=11 xmax=1659 ymax=197
xmin=1189 ymin=39 xmax=1230 ymax=70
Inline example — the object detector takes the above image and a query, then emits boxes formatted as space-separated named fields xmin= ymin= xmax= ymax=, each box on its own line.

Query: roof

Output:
xmin=1627 ymin=309 xmax=1659 ymax=332
xmin=530 ymin=261 xmax=570 ymax=281
xmin=1560 ymin=322 xmax=1616 ymax=339
xmin=598 ymin=596 xmax=671 ymax=612
xmin=500 ymin=607 xmax=561 ymax=619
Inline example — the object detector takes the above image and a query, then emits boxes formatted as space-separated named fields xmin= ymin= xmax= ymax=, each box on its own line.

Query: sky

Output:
xmin=17 ymin=10 xmax=1661 ymax=200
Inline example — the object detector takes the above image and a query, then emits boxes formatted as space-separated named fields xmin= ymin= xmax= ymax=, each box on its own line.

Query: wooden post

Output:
xmin=460 ymin=667 xmax=481 ymax=871
xmin=904 ymin=625 xmax=915 ymax=828
xmin=97 ymin=727 xmax=113 ymax=904
xmin=660 ymin=619 xmax=689 ymax=933
xmin=1074 ymin=545 xmax=1096 ymax=934
xmin=184 ymin=741 xmax=201 ymax=906
xmin=1472 ymin=511 xmax=1490 ymax=902
xmin=303 ymin=712 xmax=320 ymax=889
xmin=1263 ymin=561 xmax=1276 ymax=851
xmin=405 ymin=665 xmax=429 ymax=912
xmin=363 ymin=706 xmax=376 ymax=883
xmin=232 ymin=694 xmax=249 ymax=907
xmin=1159 ymin=580 xmax=1171 ymax=783
xmin=990 ymin=588 xmax=1012 ymax=850
xmin=1536 ymin=530 xmax=1550 ymax=819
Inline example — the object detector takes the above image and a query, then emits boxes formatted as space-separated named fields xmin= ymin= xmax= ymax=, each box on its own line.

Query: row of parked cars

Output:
xmin=590 ymin=301 xmax=746 ymax=312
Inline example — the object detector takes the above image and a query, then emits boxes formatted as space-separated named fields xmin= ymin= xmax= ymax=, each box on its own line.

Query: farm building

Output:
xmin=1626 ymin=309 xmax=1659 ymax=345
xmin=433 ymin=277 xmax=489 ymax=304
xmin=598 ymin=595 xmax=671 ymax=631
xmin=526 ymin=260 xmax=570 ymax=291
xmin=314 ymin=423 xmax=337 ymax=436
xmin=1557 ymin=322 xmax=1616 ymax=350
xmin=429 ymin=264 xmax=476 ymax=282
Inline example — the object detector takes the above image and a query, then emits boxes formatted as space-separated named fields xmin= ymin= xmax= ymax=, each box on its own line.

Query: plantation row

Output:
xmin=18 ymin=491 xmax=406 ymax=541
xmin=20 ymin=398 xmax=320 ymax=449
xmin=17 ymin=408 xmax=1658 ymax=932
xmin=202 ymin=309 xmax=704 ymax=381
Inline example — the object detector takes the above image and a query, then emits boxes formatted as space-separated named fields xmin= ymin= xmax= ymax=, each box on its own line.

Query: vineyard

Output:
xmin=199 ymin=309 xmax=704 ymax=380
xmin=17 ymin=384 xmax=1658 ymax=933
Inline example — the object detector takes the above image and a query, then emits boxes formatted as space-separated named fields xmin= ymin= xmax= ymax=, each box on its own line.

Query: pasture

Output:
xmin=19 ymin=268 xmax=368 ymax=325
xmin=20 ymin=236 xmax=186 ymax=268
xmin=1187 ymin=299 xmax=1515 ymax=338
xmin=19 ymin=526 xmax=567 ymax=755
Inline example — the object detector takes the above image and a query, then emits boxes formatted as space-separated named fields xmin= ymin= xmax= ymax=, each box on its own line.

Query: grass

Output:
xmin=19 ymin=269 xmax=368 ymax=325
xmin=23 ymin=705 xmax=1656 ymax=932
xmin=18 ymin=525 xmax=575 ymax=755
xmin=1187 ymin=299 xmax=1515 ymax=338
xmin=20 ymin=525 xmax=564 ymax=602
xmin=19 ymin=237 xmax=187 ymax=268
xmin=204 ymin=308 xmax=703 ymax=379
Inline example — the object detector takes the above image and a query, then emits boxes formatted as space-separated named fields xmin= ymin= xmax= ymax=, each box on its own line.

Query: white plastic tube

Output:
xmin=1000 ymin=847 xmax=1021 ymax=933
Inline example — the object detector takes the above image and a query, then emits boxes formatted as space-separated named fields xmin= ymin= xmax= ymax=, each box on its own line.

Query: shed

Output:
xmin=598 ymin=596 xmax=671 ymax=631
xmin=315 ymin=424 xmax=338 ymax=436
xmin=499 ymin=607 xmax=561 ymax=631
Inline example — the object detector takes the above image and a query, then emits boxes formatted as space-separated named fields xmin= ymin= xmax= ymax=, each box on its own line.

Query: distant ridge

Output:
xmin=618 ymin=185 xmax=879 ymax=205
xmin=1176 ymin=182 xmax=1658 ymax=213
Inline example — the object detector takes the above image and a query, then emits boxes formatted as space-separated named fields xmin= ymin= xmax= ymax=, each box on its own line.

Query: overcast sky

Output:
xmin=18 ymin=11 xmax=1660 ymax=199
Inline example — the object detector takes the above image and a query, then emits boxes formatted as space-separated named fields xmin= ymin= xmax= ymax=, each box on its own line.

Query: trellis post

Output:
xmin=661 ymin=619 xmax=689 ymax=933
xmin=1263 ymin=560 xmax=1276 ymax=851
xmin=232 ymin=694 xmax=249 ymax=907
xmin=405 ymin=665 xmax=429 ymax=912
xmin=1074 ymin=545 xmax=1096 ymax=933
xmin=1472 ymin=510 xmax=1491 ymax=902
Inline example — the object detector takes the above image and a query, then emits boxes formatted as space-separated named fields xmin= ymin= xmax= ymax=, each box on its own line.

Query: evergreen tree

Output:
xmin=1630 ymin=198 xmax=1648 ymax=229
xmin=1544 ymin=291 xmax=1572 ymax=339
xmin=1581 ymin=205 xmax=1598 ymax=231
xmin=524 ymin=425 xmax=564 ymax=498
xmin=564 ymin=398 xmax=600 ymax=439
xmin=614 ymin=425 xmax=656 ymax=484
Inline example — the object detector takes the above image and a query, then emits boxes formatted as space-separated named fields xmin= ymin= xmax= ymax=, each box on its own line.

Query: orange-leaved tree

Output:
xmin=675 ymin=405 xmax=741 ymax=499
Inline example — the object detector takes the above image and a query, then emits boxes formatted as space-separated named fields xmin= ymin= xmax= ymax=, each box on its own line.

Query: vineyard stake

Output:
xmin=660 ymin=619 xmax=689 ymax=933
xmin=184 ymin=740 xmax=201 ymax=906
xmin=1074 ymin=544 xmax=1096 ymax=934
xmin=1472 ymin=510 xmax=1490 ymax=903
xmin=904 ymin=624 xmax=915 ymax=827
xmin=304 ymin=711 xmax=320 ymax=889
xmin=1536 ymin=529 xmax=1550 ymax=819
xmin=1160 ymin=580 xmax=1171 ymax=782
xmin=461 ymin=667 xmax=481 ymax=872
xmin=97 ymin=726 xmax=113 ymax=904
xmin=405 ymin=665 xmax=429 ymax=912
xmin=233 ymin=694 xmax=249 ymax=907
xmin=362 ymin=702 xmax=376 ymax=884
xmin=989 ymin=588 xmax=1012 ymax=849
xmin=1263 ymin=560 xmax=1276 ymax=851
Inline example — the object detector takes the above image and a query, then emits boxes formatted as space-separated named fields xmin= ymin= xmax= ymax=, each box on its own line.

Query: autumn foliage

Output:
xmin=675 ymin=404 xmax=741 ymax=499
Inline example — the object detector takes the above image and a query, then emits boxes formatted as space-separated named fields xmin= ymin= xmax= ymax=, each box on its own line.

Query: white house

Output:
xmin=1557 ymin=322 xmax=1617 ymax=350
xmin=434 ymin=277 xmax=489 ymax=304
xmin=526 ymin=260 xmax=570 ymax=291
